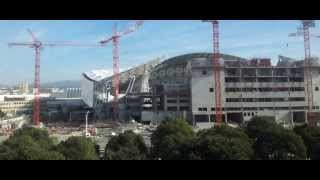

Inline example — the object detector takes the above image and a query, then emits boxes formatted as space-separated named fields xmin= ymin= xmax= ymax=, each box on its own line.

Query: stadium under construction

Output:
xmin=81 ymin=53 xmax=320 ymax=129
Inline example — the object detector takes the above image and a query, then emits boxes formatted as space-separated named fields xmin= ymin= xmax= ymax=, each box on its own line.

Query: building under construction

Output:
xmin=81 ymin=53 xmax=320 ymax=128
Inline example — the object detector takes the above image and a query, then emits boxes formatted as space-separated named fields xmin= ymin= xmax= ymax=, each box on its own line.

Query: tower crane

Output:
xmin=289 ymin=20 xmax=318 ymax=126
xmin=99 ymin=20 xmax=144 ymax=121
xmin=203 ymin=20 xmax=223 ymax=126
xmin=9 ymin=29 xmax=101 ymax=127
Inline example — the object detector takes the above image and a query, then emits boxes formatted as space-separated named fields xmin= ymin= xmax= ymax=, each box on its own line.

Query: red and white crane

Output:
xmin=99 ymin=20 xmax=144 ymax=121
xmin=202 ymin=20 xmax=223 ymax=126
xmin=289 ymin=20 xmax=318 ymax=126
xmin=9 ymin=29 xmax=101 ymax=127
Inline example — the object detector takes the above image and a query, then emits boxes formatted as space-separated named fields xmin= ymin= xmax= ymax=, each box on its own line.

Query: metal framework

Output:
xmin=112 ymin=24 xmax=120 ymax=120
xmin=203 ymin=20 xmax=222 ymax=125
xmin=34 ymin=46 xmax=41 ymax=126
xmin=302 ymin=20 xmax=316 ymax=126
xmin=289 ymin=20 xmax=317 ymax=127
xmin=100 ymin=20 xmax=144 ymax=121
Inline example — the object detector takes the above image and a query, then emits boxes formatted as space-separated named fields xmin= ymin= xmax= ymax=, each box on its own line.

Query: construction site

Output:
xmin=1 ymin=20 xmax=320 ymax=148
xmin=82 ymin=53 xmax=320 ymax=129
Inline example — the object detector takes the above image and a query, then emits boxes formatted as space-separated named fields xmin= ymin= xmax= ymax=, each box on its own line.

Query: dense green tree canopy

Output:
xmin=57 ymin=136 xmax=99 ymax=160
xmin=0 ymin=127 xmax=64 ymax=160
xmin=104 ymin=130 xmax=148 ymax=160
xmin=151 ymin=119 xmax=195 ymax=160
xmin=246 ymin=116 xmax=307 ymax=160
xmin=294 ymin=125 xmax=320 ymax=160
xmin=0 ymin=116 xmax=313 ymax=161
xmin=245 ymin=116 xmax=278 ymax=138
xmin=194 ymin=125 xmax=253 ymax=160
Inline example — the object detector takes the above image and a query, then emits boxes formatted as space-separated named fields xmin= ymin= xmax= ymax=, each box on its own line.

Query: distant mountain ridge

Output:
xmin=41 ymin=80 xmax=81 ymax=88
xmin=0 ymin=84 xmax=9 ymax=88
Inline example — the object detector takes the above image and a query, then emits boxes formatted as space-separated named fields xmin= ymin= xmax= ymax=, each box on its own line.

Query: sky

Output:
xmin=0 ymin=20 xmax=320 ymax=85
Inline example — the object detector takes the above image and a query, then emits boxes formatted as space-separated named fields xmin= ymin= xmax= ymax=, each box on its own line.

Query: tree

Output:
xmin=294 ymin=125 xmax=320 ymax=160
xmin=0 ymin=110 xmax=6 ymax=118
xmin=150 ymin=119 xmax=195 ymax=160
xmin=0 ymin=127 xmax=65 ymax=160
xmin=13 ymin=127 xmax=54 ymax=149
xmin=57 ymin=136 xmax=99 ymax=160
xmin=194 ymin=125 xmax=254 ymax=160
xmin=104 ymin=130 xmax=149 ymax=160
xmin=246 ymin=116 xmax=307 ymax=160
xmin=245 ymin=116 xmax=278 ymax=138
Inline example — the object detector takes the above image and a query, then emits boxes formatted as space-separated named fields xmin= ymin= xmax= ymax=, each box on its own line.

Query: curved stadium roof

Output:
xmin=153 ymin=53 xmax=247 ymax=71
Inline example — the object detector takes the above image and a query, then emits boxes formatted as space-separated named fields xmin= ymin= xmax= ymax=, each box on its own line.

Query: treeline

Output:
xmin=0 ymin=116 xmax=320 ymax=160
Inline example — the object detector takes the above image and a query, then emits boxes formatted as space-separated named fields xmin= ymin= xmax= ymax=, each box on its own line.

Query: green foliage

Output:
xmin=0 ymin=110 xmax=6 ymax=118
xmin=0 ymin=127 xmax=65 ymax=160
xmin=57 ymin=136 xmax=99 ymax=160
xmin=151 ymin=119 xmax=195 ymax=160
xmin=294 ymin=125 xmax=320 ymax=160
xmin=246 ymin=117 xmax=307 ymax=160
xmin=13 ymin=127 xmax=54 ymax=149
xmin=104 ymin=131 xmax=149 ymax=160
xmin=194 ymin=125 xmax=254 ymax=160
xmin=0 ymin=116 xmax=313 ymax=160
xmin=245 ymin=116 xmax=277 ymax=138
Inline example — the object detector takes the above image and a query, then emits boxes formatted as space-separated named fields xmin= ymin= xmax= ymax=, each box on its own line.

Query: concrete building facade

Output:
xmin=190 ymin=54 xmax=320 ymax=128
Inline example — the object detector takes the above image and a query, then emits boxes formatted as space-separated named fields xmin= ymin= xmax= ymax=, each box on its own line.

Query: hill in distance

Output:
xmin=41 ymin=80 xmax=81 ymax=89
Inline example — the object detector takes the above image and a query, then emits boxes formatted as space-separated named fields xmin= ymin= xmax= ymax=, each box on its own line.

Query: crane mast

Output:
xmin=112 ymin=24 xmax=120 ymax=120
xmin=203 ymin=20 xmax=223 ymax=125
xmin=100 ymin=20 xmax=144 ymax=121
xmin=302 ymin=20 xmax=316 ymax=127
xmin=289 ymin=20 xmax=317 ymax=127
xmin=33 ymin=46 xmax=41 ymax=126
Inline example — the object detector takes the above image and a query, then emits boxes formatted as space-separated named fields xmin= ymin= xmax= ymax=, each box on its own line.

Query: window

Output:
xmin=316 ymin=87 xmax=319 ymax=91
xmin=244 ymin=112 xmax=247 ymax=116
xmin=167 ymin=99 xmax=177 ymax=103
xmin=291 ymin=87 xmax=304 ymax=92
xmin=195 ymin=115 xmax=209 ymax=123
xmin=275 ymin=107 xmax=289 ymax=110
xmin=167 ymin=107 xmax=178 ymax=111
xmin=198 ymin=107 xmax=207 ymax=112
xmin=226 ymin=98 xmax=241 ymax=102
xmin=180 ymin=106 xmax=189 ymax=111
xmin=202 ymin=70 xmax=207 ymax=75
xmin=224 ymin=107 xmax=242 ymax=111
xmin=209 ymin=88 xmax=214 ymax=92
xmin=289 ymin=97 xmax=305 ymax=102
xmin=244 ymin=108 xmax=257 ymax=113
xmin=179 ymin=99 xmax=189 ymax=103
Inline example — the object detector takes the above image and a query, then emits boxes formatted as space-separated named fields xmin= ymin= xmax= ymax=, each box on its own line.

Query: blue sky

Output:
xmin=1 ymin=20 xmax=320 ymax=85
